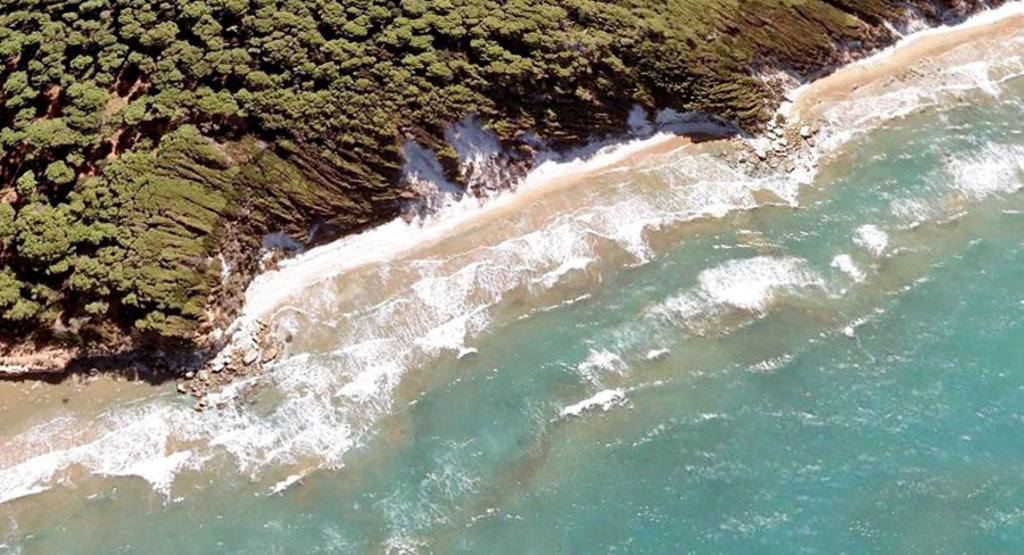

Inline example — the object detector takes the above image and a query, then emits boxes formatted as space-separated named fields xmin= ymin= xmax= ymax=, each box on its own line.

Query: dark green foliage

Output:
xmin=0 ymin=0 xmax=984 ymax=346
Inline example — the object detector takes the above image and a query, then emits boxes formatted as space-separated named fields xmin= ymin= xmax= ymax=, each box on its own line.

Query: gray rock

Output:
xmin=243 ymin=350 xmax=260 ymax=366
xmin=211 ymin=357 xmax=227 ymax=372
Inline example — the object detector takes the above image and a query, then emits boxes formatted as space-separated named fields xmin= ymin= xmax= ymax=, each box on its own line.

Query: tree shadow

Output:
xmin=0 ymin=338 xmax=205 ymax=386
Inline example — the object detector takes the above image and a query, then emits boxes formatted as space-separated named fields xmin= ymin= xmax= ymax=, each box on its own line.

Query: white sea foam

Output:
xmin=576 ymin=349 xmax=629 ymax=384
xmin=839 ymin=311 xmax=883 ymax=339
xmin=891 ymin=197 xmax=938 ymax=227
xmin=831 ymin=254 xmax=867 ymax=282
xmin=374 ymin=440 xmax=478 ymax=543
xmin=0 ymin=405 xmax=205 ymax=504
xmin=645 ymin=348 xmax=670 ymax=361
xmin=560 ymin=389 xmax=627 ymax=418
xmin=102 ymin=450 xmax=198 ymax=496
xmin=269 ymin=473 xmax=304 ymax=494
xmin=945 ymin=143 xmax=1024 ymax=200
xmin=852 ymin=225 xmax=890 ymax=257
xmin=887 ymin=143 xmax=1024 ymax=228
xmin=0 ymin=452 xmax=67 ymax=505
xmin=699 ymin=257 xmax=825 ymax=312
xmin=652 ymin=256 xmax=825 ymax=333
xmin=532 ymin=256 xmax=594 ymax=288
xmin=747 ymin=354 xmax=796 ymax=373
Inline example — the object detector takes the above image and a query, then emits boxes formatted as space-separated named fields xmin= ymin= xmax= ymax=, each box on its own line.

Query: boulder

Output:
xmin=243 ymin=349 xmax=260 ymax=366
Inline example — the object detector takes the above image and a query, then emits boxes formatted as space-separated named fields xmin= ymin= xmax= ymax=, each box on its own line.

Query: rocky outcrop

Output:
xmin=175 ymin=318 xmax=283 ymax=410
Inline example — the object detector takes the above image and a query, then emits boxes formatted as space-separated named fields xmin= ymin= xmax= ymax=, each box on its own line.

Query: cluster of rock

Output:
xmin=724 ymin=117 xmax=822 ymax=176
xmin=175 ymin=319 xmax=282 ymax=411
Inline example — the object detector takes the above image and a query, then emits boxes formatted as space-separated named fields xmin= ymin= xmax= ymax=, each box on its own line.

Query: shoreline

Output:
xmin=1 ymin=1 xmax=1023 ymax=520
xmin=174 ymin=1 xmax=1024 ymax=400
xmin=241 ymin=0 xmax=1024 ymax=323
xmin=4 ymin=1 xmax=1023 ymax=386
xmin=241 ymin=131 xmax=693 ymax=319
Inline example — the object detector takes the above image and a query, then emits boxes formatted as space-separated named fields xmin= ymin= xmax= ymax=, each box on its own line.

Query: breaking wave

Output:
xmin=560 ymin=389 xmax=628 ymax=418
xmin=946 ymin=143 xmax=1024 ymax=200
xmin=649 ymin=256 xmax=826 ymax=335
xmin=890 ymin=142 xmax=1024 ymax=227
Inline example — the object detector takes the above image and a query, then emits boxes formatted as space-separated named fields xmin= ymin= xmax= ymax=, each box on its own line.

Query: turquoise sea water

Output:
xmin=4 ymin=63 xmax=1024 ymax=553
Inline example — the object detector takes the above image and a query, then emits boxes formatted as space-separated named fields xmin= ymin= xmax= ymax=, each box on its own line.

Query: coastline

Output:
xmin=2 ymin=1 xmax=1024 ymax=522
xmin=241 ymin=132 xmax=694 ymax=320
xmin=184 ymin=2 xmax=1024 ymax=399
xmin=4 ymin=1 xmax=1023 ymax=387
xmin=242 ymin=1 xmax=1024 ymax=324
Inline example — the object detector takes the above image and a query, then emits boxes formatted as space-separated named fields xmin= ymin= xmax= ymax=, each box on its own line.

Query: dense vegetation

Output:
xmin=0 ymin=0 xmax=989 ymax=353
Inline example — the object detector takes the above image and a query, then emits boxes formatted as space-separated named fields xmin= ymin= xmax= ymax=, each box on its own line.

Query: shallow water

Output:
xmin=4 ymin=31 xmax=1024 ymax=554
